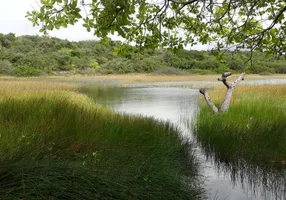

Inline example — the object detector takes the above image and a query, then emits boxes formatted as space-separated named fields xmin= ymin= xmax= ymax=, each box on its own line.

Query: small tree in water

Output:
xmin=199 ymin=72 xmax=245 ymax=114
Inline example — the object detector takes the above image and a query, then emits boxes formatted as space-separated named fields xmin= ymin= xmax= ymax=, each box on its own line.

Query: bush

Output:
xmin=0 ymin=60 xmax=13 ymax=75
xmin=102 ymin=58 xmax=131 ymax=73
xmin=247 ymin=63 xmax=275 ymax=74
xmin=171 ymin=57 xmax=196 ymax=69
xmin=132 ymin=56 xmax=162 ymax=73
xmin=79 ymin=68 xmax=98 ymax=75
xmin=16 ymin=53 xmax=58 ymax=72
xmin=227 ymin=57 xmax=245 ymax=70
xmin=215 ymin=65 xmax=231 ymax=74
xmin=196 ymin=57 xmax=223 ymax=70
xmin=13 ymin=66 xmax=44 ymax=76
xmin=274 ymin=65 xmax=286 ymax=73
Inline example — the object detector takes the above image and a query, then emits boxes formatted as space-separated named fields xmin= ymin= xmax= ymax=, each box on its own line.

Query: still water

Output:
xmin=82 ymin=86 xmax=285 ymax=200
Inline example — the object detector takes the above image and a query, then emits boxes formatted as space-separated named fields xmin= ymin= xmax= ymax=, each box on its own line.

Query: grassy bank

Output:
xmin=197 ymin=85 xmax=286 ymax=167
xmin=0 ymin=81 xmax=202 ymax=199
xmin=43 ymin=73 xmax=286 ymax=84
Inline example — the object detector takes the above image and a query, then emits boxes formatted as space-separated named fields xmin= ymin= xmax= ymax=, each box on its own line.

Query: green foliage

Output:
xmin=132 ymin=56 xmax=164 ymax=73
xmin=26 ymin=1 xmax=286 ymax=54
xmin=196 ymin=57 xmax=224 ymax=70
xmin=102 ymin=57 xmax=131 ymax=74
xmin=227 ymin=56 xmax=245 ymax=70
xmin=88 ymin=59 xmax=100 ymax=69
xmin=0 ymin=33 xmax=286 ymax=75
xmin=13 ymin=66 xmax=43 ymax=76
xmin=275 ymin=65 xmax=286 ymax=73
xmin=247 ymin=62 xmax=276 ymax=74
xmin=215 ymin=65 xmax=231 ymax=74
xmin=0 ymin=60 xmax=13 ymax=75
xmin=171 ymin=56 xmax=196 ymax=69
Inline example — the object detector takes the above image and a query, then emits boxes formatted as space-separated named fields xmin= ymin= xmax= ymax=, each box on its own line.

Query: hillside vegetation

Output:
xmin=1 ymin=33 xmax=286 ymax=76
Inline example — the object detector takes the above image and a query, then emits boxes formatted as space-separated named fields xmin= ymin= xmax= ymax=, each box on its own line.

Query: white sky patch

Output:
xmin=0 ymin=0 xmax=212 ymax=50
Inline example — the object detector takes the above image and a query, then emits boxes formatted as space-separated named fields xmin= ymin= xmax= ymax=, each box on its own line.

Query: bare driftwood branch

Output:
xmin=199 ymin=88 xmax=219 ymax=114
xmin=200 ymin=72 xmax=245 ymax=114
xmin=218 ymin=72 xmax=232 ymax=88
xmin=220 ymin=73 xmax=245 ymax=113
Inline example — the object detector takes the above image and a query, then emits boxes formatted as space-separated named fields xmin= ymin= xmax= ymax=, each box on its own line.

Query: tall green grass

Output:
xmin=197 ymin=85 xmax=286 ymax=167
xmin=0 ymin=91 xmax=202 ymax=199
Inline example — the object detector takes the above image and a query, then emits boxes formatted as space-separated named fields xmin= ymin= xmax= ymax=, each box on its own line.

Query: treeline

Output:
xmin=0 ymin=33 xmax=286 ymax=76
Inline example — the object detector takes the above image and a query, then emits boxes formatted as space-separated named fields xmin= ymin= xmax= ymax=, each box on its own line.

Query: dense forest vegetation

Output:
xmin=0 ymin=33 xmax=286 ymax=76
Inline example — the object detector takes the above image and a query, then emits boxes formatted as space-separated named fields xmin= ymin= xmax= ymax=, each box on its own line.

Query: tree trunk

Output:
xmin=200 ymin=72 xmax=245 ymax=114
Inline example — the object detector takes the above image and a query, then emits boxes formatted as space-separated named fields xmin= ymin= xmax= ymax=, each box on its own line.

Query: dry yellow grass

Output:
xmin=0 ymin=79 xmax=76 ymax=100
xmin=52 ymin=73 xmax=286 ymax=84
xmin=2 ymin=73 xmax=283 ymax=85
xmin=0 ymin=74 xmax=285 ymax=101
xmin=0 ymin=73 xmax=284 ymax=86
xmin=205 ymin=84 xmax=286 ymax=106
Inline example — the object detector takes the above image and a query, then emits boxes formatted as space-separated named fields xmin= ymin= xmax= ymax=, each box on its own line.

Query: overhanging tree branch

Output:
xmin=27 ymin=0 xmax=286 ymax=55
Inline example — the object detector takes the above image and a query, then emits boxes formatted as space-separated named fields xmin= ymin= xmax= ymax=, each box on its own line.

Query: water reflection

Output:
xmin=106 ymin=88 xmax=199 ymax=140
xmin=82 ymin=86 xmax=286 ymax=200
xmin=202 ymin=155 xmax=286 ymax=200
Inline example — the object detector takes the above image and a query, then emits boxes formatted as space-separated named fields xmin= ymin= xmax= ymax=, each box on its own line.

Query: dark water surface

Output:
xmin=81 ymin=86 xmax=286 ymax=200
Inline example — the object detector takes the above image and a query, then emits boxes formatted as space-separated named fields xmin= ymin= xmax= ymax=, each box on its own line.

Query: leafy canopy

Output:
xmin=27 ymin=0 xmax=286 ymax=54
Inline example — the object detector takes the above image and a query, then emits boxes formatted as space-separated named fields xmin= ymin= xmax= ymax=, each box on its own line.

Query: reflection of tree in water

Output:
xmin=202 ymin=148 xmax=286 ymax=200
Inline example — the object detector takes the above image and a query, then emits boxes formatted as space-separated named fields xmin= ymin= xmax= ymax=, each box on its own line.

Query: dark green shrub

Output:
xmin=171 ymin=57 xmax=196 ymax=69
xmin=13 ymin=66 xmax=43 ymax=76
xmin=247 ymin=63 xmax=275 ymax=74
xmin=227 ymin=57 xmax=245 ymax=70
xmin=0 ymin=60 xmax=13 ymax=75
xmin=196 ymin=58 xmax=222 ymax=70
xmin=15 ymin=53 xmax=57 ymax=71
xmin=0 ymin=50 xmax=16 ymax=62
xmin=96 ymin=56 xmax=109 ymax=65
xmin=11 ymin=53 xmax=25 ymax=63
xmin=102 ymin=58 xmax=131 ymax=73
xmin=275 ymin=65 xmax=286 ymax=73
xmin=132 ymin=57 xmax=161 ymax=73
xmin=215 ymin=65 xmax=231 ymax=73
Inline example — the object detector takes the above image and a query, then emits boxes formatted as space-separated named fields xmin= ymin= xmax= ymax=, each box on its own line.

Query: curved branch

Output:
xmin=218 ymin=72 xmax=232 ymax=88
xmin=199 ymin=88 xmax=219 ymax=114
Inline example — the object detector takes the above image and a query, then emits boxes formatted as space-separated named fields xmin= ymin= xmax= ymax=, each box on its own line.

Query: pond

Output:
xmin=81 ymin=85 xmax=286 ymax=200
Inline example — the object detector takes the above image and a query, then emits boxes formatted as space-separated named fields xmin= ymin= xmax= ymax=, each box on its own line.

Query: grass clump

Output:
xmin=197 ymin=85 xmax=286 ymax=167
xmin=0 ymin=85 xmax=202 ymax=199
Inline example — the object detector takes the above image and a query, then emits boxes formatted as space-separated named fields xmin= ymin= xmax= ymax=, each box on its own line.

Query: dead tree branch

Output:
xmin=199 ymin=88 xmax=219 ymax=114
xmin=200 ymin=72 xmax=245 ymax=114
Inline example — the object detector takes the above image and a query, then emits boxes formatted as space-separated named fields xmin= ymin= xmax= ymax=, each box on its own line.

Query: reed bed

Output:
xmin=197 ymin=85 xmax=286 ymax=167
xmin=0 ymin=80 xmax=202 ymax=199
